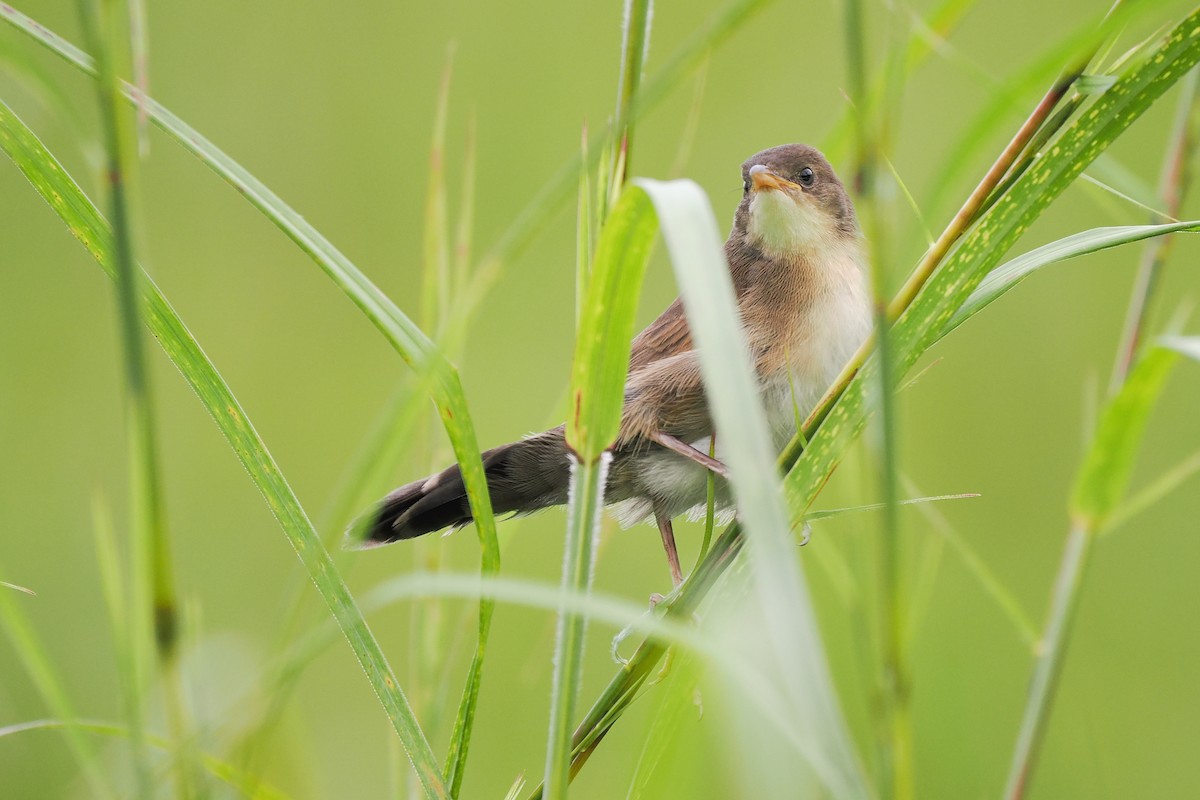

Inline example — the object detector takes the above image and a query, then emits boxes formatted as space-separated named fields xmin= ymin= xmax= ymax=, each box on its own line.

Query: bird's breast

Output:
xmin=750 ymin=244 xmax=872 ymax=445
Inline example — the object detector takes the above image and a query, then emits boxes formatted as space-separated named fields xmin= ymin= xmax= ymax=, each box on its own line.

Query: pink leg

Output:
xmin=650 ymin=431 xmax=729 ymax=478
xmin=656 ymin=512 xmax=684 ymax=587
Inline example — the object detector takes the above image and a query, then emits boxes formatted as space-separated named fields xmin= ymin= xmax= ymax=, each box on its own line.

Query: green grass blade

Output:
xmin=567 ymin=188 xmax=658 ymax=456
xmin=547 ymin=186 xmax=658 ymax=798
xmin=1071 ymin=346 xmax=1177 ymax=528
xmin=542 ymin=455 xmax=609 ymax=800
xmin=0 ymin=572 xmax=112 ymax=798
xmin=0 ymin=100 xmax=450 ymax=799
xmin=79 ymin=2 xmax=182 ymax=793
xmin=944 ymin=221 xmax=1200 ymax=336
xmin=422 ymin=48 xmax=453 ymax=330
xmin=636 ymin=177 xmax=871 ymax=798
xmin=610 ymin=0 xmax=652 ymax=188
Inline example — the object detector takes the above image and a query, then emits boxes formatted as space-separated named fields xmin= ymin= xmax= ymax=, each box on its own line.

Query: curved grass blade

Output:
xmin=80 ymin=4 xmax=190 ymax=794
xmin=0 ymin=100 xmax=450 ymax=799
xmin=637 ymin=177 xmax=870 ymax=798
xmin=0 ymin=570 xmax=112 ymax=798
xmin=944 ymin=221 xmax=1200 ymax=337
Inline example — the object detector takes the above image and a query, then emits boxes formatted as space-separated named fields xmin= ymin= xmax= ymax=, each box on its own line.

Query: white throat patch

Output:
xmin=747 ymin=190 xmax=835 ymax=258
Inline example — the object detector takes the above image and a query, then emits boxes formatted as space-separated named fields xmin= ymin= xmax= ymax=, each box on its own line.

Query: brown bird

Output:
xmin=351 ymin=144 xmax=871 ymax=586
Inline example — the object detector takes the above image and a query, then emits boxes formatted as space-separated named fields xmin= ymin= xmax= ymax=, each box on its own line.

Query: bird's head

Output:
xmin=732 ymin=144 xmax=858 ymax=259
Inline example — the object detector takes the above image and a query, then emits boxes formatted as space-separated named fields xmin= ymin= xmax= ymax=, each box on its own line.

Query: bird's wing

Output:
xmin=628 ymin=297 xmax=692 ymax=372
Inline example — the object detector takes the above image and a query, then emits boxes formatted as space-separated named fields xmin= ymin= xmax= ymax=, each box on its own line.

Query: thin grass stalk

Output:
xmin=125 ymin=0 xmax=147 ymax=155
xmin=1110 ymin=67 xmax=1200 ymax=389
xmin=79 ymin=1 xmax=190 ymax=795
xmin=611 ymin=0 xmax=653 ymax=190
xmin=453 ymin=112 xmax=477 ymax=300
xmin=1001 ymin=524 xmax=1091 ymax=800
xmin=0 ymin=574 xmax=113 ymax=798
xmin=543 ymin=454 xmax=611 ymax=799
xmin=576 ymin=124 xmax=592 ymax=328
xmin=844 ymin=1 xmax=909 ymax=792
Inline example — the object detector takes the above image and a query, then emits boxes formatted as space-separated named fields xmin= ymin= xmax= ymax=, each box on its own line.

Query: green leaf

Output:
xmin=1072 ymin=347 xmax=1177 ymax=527
xmin=548 ymin=176 xmax=661 ymax=798
xmin=0 ymin=99 xmax=450 ymax=800
xmin=944 ymin=222 xmax=1200 ymax=337
xmin=566 ymin=188 xmax=658 ymax=458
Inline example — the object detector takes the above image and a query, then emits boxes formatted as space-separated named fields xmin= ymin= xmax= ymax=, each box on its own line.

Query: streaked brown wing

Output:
xmin=628 ymin=297 xmax=692 ymax=372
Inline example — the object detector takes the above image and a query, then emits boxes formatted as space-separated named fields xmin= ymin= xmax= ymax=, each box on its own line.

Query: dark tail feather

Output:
xmin=347 ymin=426 xmax=570 ymax=547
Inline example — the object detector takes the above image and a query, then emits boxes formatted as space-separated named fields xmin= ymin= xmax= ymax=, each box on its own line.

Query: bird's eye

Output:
xmin=798 ymin=167 xmax=815 ymax=187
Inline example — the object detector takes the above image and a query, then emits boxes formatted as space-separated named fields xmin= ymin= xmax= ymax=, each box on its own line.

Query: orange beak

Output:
xmin=748 ymin=164 xmax=800 ymax=193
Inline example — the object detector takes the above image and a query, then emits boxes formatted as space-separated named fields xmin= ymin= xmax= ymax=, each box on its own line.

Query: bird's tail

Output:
xmin=349 ymin=426 xmax=571 ymax=547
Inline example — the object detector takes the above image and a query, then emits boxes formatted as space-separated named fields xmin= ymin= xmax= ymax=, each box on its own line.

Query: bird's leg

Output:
xmin=656 ymin=512 xmax=684 ymax=588
xmin=650 ymin=431 xmax=729 ymax=478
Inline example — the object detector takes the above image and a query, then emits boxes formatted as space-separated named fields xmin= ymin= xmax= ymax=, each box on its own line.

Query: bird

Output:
xmin=349 ymin=144 xmax=872 ymax=587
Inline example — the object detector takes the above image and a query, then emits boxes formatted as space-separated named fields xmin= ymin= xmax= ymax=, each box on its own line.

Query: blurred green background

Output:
xmin=2 ymin=0 xmax=1199 ymax=797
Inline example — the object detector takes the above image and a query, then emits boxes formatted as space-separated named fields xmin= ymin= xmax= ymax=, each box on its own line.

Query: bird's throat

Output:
xmin=746 ymin=191 xmax=835 ymax=258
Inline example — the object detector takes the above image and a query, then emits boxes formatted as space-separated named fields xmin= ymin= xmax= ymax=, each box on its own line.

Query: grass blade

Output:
xmin=1072 ymin=347 xmax=1178 ymax=529
xmin=0 ymin=100 xmax=450 ymax=799
xmin=78 ymin=2 xmax=184 ymax=793
xmin=0 ymin=573 xmax=112 ymax=798
xmin=610 ymin=0 xmax=652 ymax=189
xmin=546 ymin=187 xmax=658 ymax=798
xmin=944 ymin=221 xmax=1200 ymax=337
xmin=637 ymin=177 xmax=871 ymax=797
